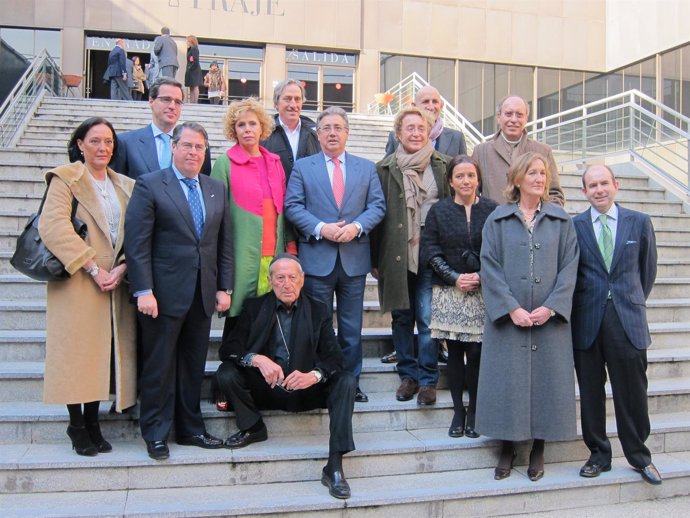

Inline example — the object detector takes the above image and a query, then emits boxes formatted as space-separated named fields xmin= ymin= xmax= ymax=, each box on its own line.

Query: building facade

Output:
xmin=1 ymin=0 xmax=689 ymax=132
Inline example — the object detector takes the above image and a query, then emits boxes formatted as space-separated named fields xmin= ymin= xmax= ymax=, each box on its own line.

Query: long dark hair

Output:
xmin=67 ymin=117 xmax=118 ymax=164
xmin=447 ymin=154 xmax=482 ymax=191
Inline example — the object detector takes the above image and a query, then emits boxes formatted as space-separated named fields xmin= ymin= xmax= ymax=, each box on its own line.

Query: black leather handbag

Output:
xmin=11 ymin=179 xmax=87 ymax=282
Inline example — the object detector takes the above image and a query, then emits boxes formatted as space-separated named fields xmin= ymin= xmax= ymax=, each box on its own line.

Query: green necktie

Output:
xmin=598 ymin=214 xmax=613 ymax=270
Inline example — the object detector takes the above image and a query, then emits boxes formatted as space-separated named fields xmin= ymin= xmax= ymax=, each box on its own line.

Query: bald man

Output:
xmin=384 ymin=85 xmax=466 ymax=157
xmin=471 ymin=95 xmax=564 ymax=205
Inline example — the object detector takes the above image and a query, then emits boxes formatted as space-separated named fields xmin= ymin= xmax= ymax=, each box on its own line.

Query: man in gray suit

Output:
xmin=571 ymin=164 xmax=661 ymax=485
xmin=285 ymin=107 xmax=386 ymax=403
xmin=154 ymin=27 xmax=179 ymax=79
xmin=384 ymin=84 xmax=466 ymax=157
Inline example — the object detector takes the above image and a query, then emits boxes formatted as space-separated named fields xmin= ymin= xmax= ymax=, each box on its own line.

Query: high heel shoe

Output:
xmin=527 ymin=439 xmax=545 ymax=481
xmin=86 ymin=422 xmax=112 ymax=453
xmin=494 ymin=450 xmax=517 ymax=480
xmin=66 ymin=425 xmax=98 ymax=456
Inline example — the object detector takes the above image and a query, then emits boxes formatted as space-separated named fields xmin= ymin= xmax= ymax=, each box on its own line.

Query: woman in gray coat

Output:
xmin=476 ymin=151 xmax=579 ymax=482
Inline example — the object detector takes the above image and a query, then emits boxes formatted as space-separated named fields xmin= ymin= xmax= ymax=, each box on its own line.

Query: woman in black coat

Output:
xmin=184 ymin=35 xmax=202 ymax=103
xmin=421 ymin=155 xmax=497 ymax=438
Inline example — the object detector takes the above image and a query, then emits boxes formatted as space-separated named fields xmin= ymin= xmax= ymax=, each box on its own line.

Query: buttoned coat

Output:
xmin=153 ymin=34 xmax=179 ymax=69
xmin=37 ymin=162 xmax=137 ymax=412
xmin=471 ymin=130 xmax=565 ymax=206
xmin=370 ymin=151 xmax=451 ymax=312
xmin=572 ymin=205 xmax=657 ymax=350
xmin=476 ymin=202 xmax=579 ymax=441
xmin=285 ymin=151 xmax=386 ymax=277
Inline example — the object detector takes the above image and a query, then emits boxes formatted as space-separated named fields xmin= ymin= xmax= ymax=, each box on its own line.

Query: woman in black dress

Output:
xmin=184 ymin=35 xmax=202 ymax=103
xmin=421 ymin=155 xmax=497 ymax=438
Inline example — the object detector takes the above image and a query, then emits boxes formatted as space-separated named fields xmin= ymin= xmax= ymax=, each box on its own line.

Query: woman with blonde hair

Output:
xmin=211 ymin=98 xmax=296 ymax=337
xmin=184 ymin=35 xmax=202 ymax=103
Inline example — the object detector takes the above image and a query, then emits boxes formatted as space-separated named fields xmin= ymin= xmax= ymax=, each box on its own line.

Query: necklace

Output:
xmin=93 ymin=175 xmax=109 ymax=199
xmin=91 ymin=174 xmax=118 ymax=235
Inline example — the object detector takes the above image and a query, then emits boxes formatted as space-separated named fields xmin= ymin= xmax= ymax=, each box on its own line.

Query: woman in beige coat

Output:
xmin=38 ymin=117 xmax=136 ymax=456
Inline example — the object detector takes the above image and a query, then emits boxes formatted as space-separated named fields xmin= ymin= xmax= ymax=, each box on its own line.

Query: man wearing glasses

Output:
xmin=285 ymin=107 xmax=386 ymax=404
xmin=215 ymin=254 xmax=356 ymax=499
xmin=125 ymin=122 xmax=234 ymax=460
xmin=112 ymin=77 xmax=212 ymax=179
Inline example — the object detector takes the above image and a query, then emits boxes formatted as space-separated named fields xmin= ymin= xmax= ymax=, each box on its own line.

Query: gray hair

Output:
xmin=161 ymin=27 xmax=170 ymax=35
xmin=496 ymin=95 xmax=530 ymax=117
xmin=272 ymin=79 xmax=306 ymax=107
xmin=316 ymin=106 xmax=349 ymax=129
xmin=172 ymin=122 xmax=209 ymax=149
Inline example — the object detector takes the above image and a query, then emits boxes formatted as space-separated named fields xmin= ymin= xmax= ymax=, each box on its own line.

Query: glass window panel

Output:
xmin=640 ymin=56 xmax=656 ymax=98
xmin=494 ymin=64 xmax=510 ymax=102
xmin=482 ymin=63 xmax=496 ymax=135
xmin=682 ymin=45 xmax=690 ymax=118
xmin=198 ymin=43 xmax=262 ymax=60
xmin=227 ymin=60 xmax=260 ymax=101
xmin=623 ymin=63 xmax=641 ymax=92
xmin=401 ymin=56 xmax=428 ymax=82
xmin=380 ymin=53 xmax=401 ymax=92
xmin=323 ymin=67 xmax=353 ymax=111
xmin=457 ymin=60 xmax=483 ymax=130
xmin=34 ymin=30 xmax=61 ymax=62
xmin=537 ymin=67 xmax=559 ymax=119
xmin=0 ymin=27 xmax=34 ymax=59
xmin=510 ymin=65 xmax=534 ymax=116
xmin=429 ymin=58 xmax=455 ymax=104
xmin=287 ymin=64 xmax=319 ymax=111
xmin=561 ymin=70 xmax=583 ymax=113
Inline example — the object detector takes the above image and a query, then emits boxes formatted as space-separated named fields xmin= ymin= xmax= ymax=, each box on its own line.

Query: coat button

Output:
xmin=535 ymin=243 xmax=541 ymax=249
xmin=397 ymin=223 xmax=403 ymax=229
xmin=535 ymin=277 xmax=541 ymax=283
xmin=395 ymin=256 xmax=401 ymax=261
xmin=531 ymin=344 xmax=537 ymax=351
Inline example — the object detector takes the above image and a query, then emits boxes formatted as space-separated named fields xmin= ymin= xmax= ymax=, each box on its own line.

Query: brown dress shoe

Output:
xmin=395 ymin=379 xmax=419 ymax=401
xmin=417 ymin=385 xmax=437 ymax=406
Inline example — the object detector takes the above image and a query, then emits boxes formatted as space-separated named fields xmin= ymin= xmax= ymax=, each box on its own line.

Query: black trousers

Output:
xmin=138 ymin=279 xmax=212 ymax=442
xmin=574 ymin=300 xmax=651 ymax=469
xmin=216 ymin=362 xmax=356 ymax=454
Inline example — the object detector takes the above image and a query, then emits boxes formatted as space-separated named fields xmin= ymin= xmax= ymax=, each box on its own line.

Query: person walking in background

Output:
xmin=476 ymin=152 xmax=579 ymax=482
xmin=130 ymin=56 xmax=147 ymax=100
xmin=184 ymin=35 xmax=202 ymax=103
xmin=371 ymin=107 xmax=451 ymax=406
xmin=421 ymin=155 xmax=497 ymax=438
xmin=103 ymin=38 xmax=131 ymax=101
xmin=38 ymin=117 xmax=136 ymax=456
xmin=204 ymin=61 xmax=226 ymax=105
xmin=572 ymin=164 xmax=661 ymax=485
xmin=154 ymin=26 xmax=179 ymax=79
xmin=285 ymin=107 xmax=386 ymax=404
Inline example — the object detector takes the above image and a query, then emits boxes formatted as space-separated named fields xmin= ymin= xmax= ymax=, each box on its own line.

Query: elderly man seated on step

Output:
xmin=214 ymin=253 xmax=356 ymax=499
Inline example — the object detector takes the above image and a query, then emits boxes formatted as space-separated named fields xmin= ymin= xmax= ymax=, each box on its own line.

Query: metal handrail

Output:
xmin=527 ymin=89 xmax=690 ymax=192
xmin=0 ymin=49 xmax=63 ymax=148
xmin=367 ymin=72 xmax=485 ymax=152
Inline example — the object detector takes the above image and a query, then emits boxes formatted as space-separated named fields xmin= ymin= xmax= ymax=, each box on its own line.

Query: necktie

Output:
xmin=159 ymin=133 xmax=172 ymax=169
xmin=332 ymin=158 xmax=344 ymax=209
xmin=598 ymin=214 xmax=613 ymax=270
xmin=181 ymin=177 xmax=204 ymax=239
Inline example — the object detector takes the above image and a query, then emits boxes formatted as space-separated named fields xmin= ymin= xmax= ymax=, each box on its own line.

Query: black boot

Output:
xmin=66 ymin=425 xmax=98 ymax=456
xmin=86 ymin=422 xmax=112 ymax=453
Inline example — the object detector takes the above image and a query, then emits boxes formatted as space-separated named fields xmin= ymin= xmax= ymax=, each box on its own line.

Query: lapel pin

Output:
xmin=211 ymin=193 xmax=215 ymax=198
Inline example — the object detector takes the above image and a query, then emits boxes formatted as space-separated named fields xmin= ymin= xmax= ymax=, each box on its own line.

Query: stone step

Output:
xmin=1 ymin=453 xmax=689 ymax=517
xmin=566 ymin=198 xmax=684 ymax=214
xmin=0 ymin=420 xmax=687 ymax=501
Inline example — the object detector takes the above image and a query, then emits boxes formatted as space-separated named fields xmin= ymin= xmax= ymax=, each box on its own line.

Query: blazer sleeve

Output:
xmin=542 ymin=217 xmax=580 ymax=321
xmin=639 ymin=214 xmax=657 ymax=299
xmin=216 ymin=182 xmax=234 ymax=292
xmin=352 ymin=160 xmax=386 ymax=233
xmin=384 ymin=131 xmax=397 ymax=156
xmin=123 ymin=176 xmax=156 ymax=293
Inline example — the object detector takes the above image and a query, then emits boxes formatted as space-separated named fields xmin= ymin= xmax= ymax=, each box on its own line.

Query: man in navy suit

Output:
xmin=103 ymin=38 xmax=131 ymax=101
xmin=125 ymin=122 xmax=234 ymax=460
xmin=572 ymin=164 xmax=661 ymax=485
xmin=384 ymin=84 xmax=466 ymax=158
xmin=285 ymin=107 xmax=386 ymax=403
xmin=111 ymin=77 xmax=211 ymax=179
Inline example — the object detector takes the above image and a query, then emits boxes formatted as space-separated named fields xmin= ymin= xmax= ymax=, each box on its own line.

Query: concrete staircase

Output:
xmin=1 ymin=97 xmax=689 ymax=516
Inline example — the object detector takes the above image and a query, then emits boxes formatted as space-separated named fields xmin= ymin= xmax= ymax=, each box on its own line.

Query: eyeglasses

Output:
xmin=317 ymin=125 xmax=348 ymax=134
xmin=176 ymin=142 xmax=206 ymax=152
xmin=156 ymin=96 xmax=184 ymax=106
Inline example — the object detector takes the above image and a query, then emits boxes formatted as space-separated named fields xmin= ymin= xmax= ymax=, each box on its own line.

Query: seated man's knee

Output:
xmin=215 ymin=362 xmax=243 ymax=394
xmin=330 ymin=370 xmax=356 ymax=392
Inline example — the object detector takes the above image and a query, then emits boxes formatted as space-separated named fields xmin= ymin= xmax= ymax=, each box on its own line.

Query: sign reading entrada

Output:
xmin=190 ymin=0 xmax=285 ymax=15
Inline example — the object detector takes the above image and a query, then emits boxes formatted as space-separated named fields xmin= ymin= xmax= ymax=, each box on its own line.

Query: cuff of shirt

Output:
xmin=134 ymin=289 xmax=153 ymax=297
xmin=314 ymin=222 xmax=325 ymax=240
xmin=240 ymin=353 xmax=256 ymax=367
xmin=353 ymin=221 xmax=363 ymax=237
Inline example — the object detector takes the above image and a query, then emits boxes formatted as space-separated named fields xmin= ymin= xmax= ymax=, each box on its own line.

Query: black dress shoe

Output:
xmin=146 ymin=440 xmax=169 ymax=460
xmin=380 ymin=351 xmax=397 ymax=364
xmin=579 ymin=460 xmax=611 ymax=478
xmin=448 ymin=425 xmax=464 ymax=438
xmin=636 ymin=463 xmax=662 ymax=485
xmin=224 ymin=425 xmax=268 ymax=449
xmin=355 ymin=386 xmax=369 ymax=403
xmin=177 ymin=432 xmax=224 ymax=449
xmin=321 ymin=466 xmax=351 ymax=499
xmin=464 ymin=426 xmax=480 ymax=439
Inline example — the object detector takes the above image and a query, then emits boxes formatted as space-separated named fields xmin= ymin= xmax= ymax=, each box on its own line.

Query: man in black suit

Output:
xmin=125 ymin=122 xmax=234 ymax=460
xmin=260 ymin=78 xmax=321 ymax=181
xmin=103 ymin=38 xmax=131 ymax=101
xmin=215 ymin=254 xmax=356 ymax=499
xmin=572 ymin=164 xmax=661 ymax=485
xmin=111 ymin=77 xmax=211 ymax=179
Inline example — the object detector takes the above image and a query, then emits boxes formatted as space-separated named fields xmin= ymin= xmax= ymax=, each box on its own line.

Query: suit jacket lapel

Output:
xmin=577 ymin=209 xmax=608 ymax=271
xmin=198 ymin=174 xmax=220 ymax=240
xmin=162 ymin=168 xmax=198 ymax=239
xmin=341 ymin=153 xmax=357 ymax=208
xmin=315 ymin=154 xmax=339 ymax=209
xmin=139 ymin=129 xmax=163 ymax=172
xmin=610 ymin=206 xmax=631 ymax=273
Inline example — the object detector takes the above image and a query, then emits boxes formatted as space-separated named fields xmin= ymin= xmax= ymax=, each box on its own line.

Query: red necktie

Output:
xmin=332 ymin=158 xmax=344 ymax=209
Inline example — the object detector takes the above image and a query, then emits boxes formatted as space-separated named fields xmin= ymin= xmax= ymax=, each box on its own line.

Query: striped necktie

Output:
xmin=598 ymin=214 xmax=613 ymax=270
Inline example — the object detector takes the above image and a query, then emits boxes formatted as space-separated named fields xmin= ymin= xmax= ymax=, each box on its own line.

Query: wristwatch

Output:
xmin=86 ymin=264 xmax=100 ymax=277
xmin=312 ymin=370 xmax=323 ymax=383
xmin=225 ymin=289 xmax=233 ymax=295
